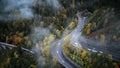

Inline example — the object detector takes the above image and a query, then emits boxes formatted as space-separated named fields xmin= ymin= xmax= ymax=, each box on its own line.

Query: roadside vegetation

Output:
xmin=0 ymin=0 xmax=120 ymax=68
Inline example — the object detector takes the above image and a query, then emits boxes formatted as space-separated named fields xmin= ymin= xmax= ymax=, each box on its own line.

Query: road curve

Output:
xmin=50 ymin=10 xmax=92 ymax=68
xmin=51 ymin=39 xmax=80 ymax=68
xmin=50 ymin=10 xmax=120 ymax=68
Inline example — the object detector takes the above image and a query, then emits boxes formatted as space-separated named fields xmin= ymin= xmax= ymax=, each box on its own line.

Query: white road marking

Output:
xmin=57 ymin=51 xmax=59 ymax=53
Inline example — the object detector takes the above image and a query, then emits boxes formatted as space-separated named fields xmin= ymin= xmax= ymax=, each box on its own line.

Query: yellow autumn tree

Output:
xmin=81 ymin=50 xmax=88 ymax=59
xmin=100 ymin=34 xmax=105 ymax=42
xmin=69 ymin=22 xmax=75 ymax=29
xmin=86 ymin=23 xmax=92 ymax=35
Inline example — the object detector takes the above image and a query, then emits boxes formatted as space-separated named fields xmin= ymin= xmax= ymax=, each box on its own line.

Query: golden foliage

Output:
xmin=48 ymin=34 xmax=56 ymax=44
xmin=24 ymin=36 xmax=29 ymax=40
xmin=43 ymin=46 xmax=50 ymax=57
xmin=87 ymin=23 xmax=92 ymax=28
xmin=6 ymin=58 xmax=11 ymax=64
xmin=86 ymin=28 xmax=91 ymax=35
xmin=30 ymin=64 xmax=36 ymax=68
xmin=63 ymin=35 xmax=71 ymax=41
xmin=69 ymin=22 xmax=75 ymax=29
xmin=62 ymin=14 xmax=67 ymax=19
xmin=52 ymin=16 xmax=56 ymax=21
xmin=81 ymin=50 xmax=87 ymax=59
xmin=85 ymin=23 xmax=92 ymax=35
xmin=43 ymin=37 xmax=48 ymax=46
xmin=108 ymin=55 xmax=112 ymax=60
xmin=56 ymin=29 xmax=61 ymax=37
xmin=52 ymin=57 xmax=57 ymax=63
xmin=6 ymin=36 xmax=9 ymax=42
xmin=97 ymin=53 xmax=102 ymax=57
xmin=14 ymin=52 xmax=19 ymax=58
xmin=100 ymin=34 xmax=105 ymax=42
xmin=18 ymin=32 xmax=24 ymax=37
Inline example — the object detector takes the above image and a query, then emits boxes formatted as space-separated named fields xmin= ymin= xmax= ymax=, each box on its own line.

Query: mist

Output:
xmin=45 ymin=0 xmax=61 ymax=10
xmin=0 ymin=0 xmax=62 ymax=20
xmin=0 ymin=0 xmax=36 ymax=20
xmin=0 ymin=0 xmax=120 ymax=68
xmin=30 ymin=26 xmax=57 ymax=67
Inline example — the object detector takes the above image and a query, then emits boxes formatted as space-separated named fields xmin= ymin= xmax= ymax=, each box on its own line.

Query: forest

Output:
xmin=0 ymin=0 xmax=120 ymax=68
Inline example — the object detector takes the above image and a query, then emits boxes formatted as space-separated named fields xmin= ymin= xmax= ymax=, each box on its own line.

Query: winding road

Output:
xmin=50 ymin=10 xmax=92 ymax=68
xmin=50 ymin=10 xmax=120 ymax=68
xmin=0 ymin=10 xmax=119 ymax=68
xmin=51 ymin=39 xmax=81 ymax=68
